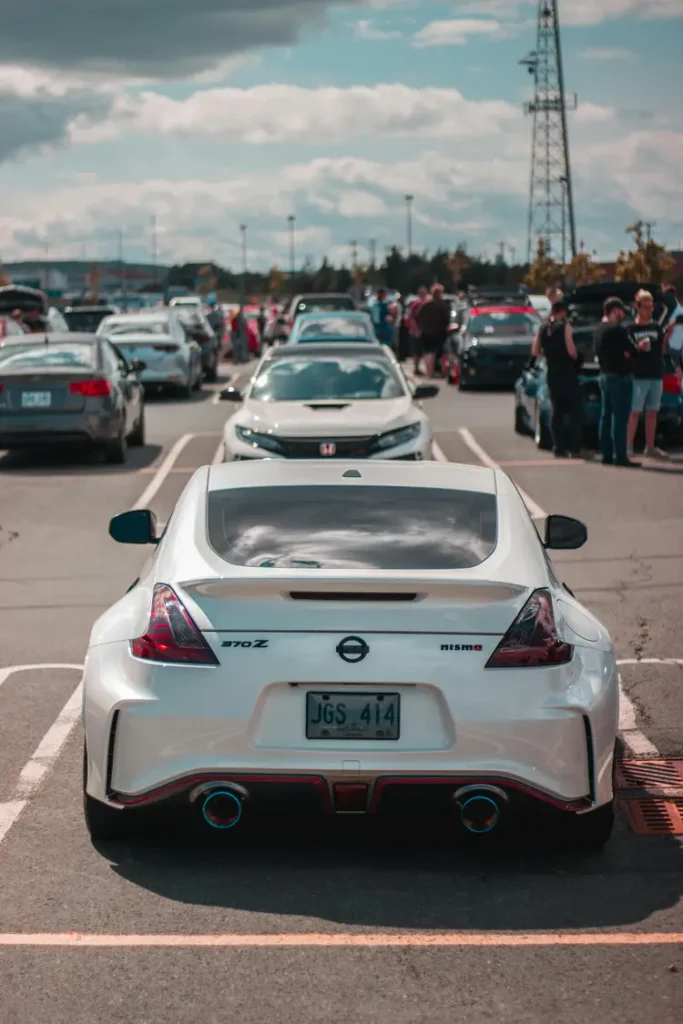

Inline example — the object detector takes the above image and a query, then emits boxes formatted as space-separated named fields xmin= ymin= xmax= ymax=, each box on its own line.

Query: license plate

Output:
xmin=21 ymin=391 xmax=51 ymax=408
xmin=306 ymin=691 xmax=400 ymax=741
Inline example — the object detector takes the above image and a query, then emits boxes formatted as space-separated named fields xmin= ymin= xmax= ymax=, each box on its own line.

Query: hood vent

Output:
xmin=304 ymin=403 xmax=351 ymax=410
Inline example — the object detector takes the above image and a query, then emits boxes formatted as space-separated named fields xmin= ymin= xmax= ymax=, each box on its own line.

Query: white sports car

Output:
xmin=83 ymin=460 xmax=619 ymax=849
xmin=220 ymin=343 xmax=438 ymax=462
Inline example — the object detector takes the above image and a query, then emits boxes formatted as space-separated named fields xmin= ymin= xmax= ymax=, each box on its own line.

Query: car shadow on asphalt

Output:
xmin=102 ymin=813 xmax=683 ymax=932
xmin=0 ymin=443 xmax=162 ymax=475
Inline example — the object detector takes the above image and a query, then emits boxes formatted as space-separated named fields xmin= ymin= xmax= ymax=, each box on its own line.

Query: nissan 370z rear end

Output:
xmin=82 ymin=460 xmax=619 ymax=849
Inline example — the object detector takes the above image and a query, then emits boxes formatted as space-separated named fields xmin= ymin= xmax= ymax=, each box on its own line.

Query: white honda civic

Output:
xmin=220 ymin=343 xmax=437 ymax=462
xmin=83 ymin=460 xmax=619 ymax=849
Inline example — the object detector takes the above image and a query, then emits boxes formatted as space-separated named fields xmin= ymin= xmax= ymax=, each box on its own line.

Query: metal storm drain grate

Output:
xmin=619 ymin=798 xmax=683 ymax=836
xmin=616 ymin=759 xmax=683 ymax=791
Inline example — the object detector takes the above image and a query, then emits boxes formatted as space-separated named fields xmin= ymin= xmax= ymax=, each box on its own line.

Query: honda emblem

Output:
xmin=319 ymin=442 xmax=337 ymax=456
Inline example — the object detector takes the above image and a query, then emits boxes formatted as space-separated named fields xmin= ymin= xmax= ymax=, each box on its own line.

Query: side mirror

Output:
xmin=130 ymin=358 xmax=146 ymax=373
xmin=413 ymin=383 xmax=439 ymax=399
xmin=220 ymin=386 xmax=243 ymax=401
xmin=544 ymin=514 xmax=587 ymax=550
xmin=109 ymin=509 xmax=158 ymax=545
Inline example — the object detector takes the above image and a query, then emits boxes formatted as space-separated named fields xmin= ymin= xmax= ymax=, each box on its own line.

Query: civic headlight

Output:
xmin=372 ymin=421 xmax=422 ymax=452
xmin=235 ymin=425 xmax=285 ymax=454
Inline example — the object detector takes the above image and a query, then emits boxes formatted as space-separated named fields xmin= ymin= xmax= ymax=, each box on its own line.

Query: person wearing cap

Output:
xmin=531 ymin=298 xmax=582 ymax=457
xmin=594 ymin=298 xmax=639 ymax=467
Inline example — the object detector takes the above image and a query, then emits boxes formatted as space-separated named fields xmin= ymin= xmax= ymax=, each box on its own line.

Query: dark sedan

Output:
xmin=0 ymin=332 xmax=145 ymax=463
xmin=449 ymin=306 xmax=540 ymax=391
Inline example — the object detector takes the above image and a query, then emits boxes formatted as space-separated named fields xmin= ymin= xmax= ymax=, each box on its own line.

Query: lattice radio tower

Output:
xmin=520 ymin=1 xmax=577 ymax=264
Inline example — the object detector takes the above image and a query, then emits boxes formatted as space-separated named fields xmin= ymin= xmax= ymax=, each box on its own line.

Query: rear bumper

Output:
xmin=83 ymin=641 xmax=619 ymax=813
xmin=460 ymin=354 xmax=528 ymax=388
xmin=0 ymin=412 xmax=119 ymax=448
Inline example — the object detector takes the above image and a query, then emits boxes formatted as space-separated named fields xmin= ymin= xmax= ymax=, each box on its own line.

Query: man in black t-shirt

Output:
xmin=626 ymin=289 xmax=668 ymax=459
xmin=594 ymin=297 xmax=639 ymax=467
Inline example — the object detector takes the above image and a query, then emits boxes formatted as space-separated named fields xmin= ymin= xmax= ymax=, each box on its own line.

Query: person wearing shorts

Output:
xmin=416 ymin=284 xmax=450 ymax=378
xmin=626 ymin=289 xmax=668 ymax=459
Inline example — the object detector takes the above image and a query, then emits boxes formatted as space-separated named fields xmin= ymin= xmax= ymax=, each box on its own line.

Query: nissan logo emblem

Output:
xmin=336 ymin=636 xmax=369 ymax=664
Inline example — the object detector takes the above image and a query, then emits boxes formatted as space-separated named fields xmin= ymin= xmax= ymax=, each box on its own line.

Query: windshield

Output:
xmin=105 ymin=319 xmax=169 ymax=336
xmin=295 ymin=297 xmax=355 ymax=316
xmin=63 ymin=310 xmax=111 ymax=332
xmin=249 ymin=357 xmax=405 ymax=402
xmin=207 ymin=485 xmax=497 ymax=570
xmin=470 ymin=312 xmax=538 ymax=337
xmin=0 ymin=343 xmax=95 ymax=370
xmin=298 ymin=317 xmax=372 ymax=340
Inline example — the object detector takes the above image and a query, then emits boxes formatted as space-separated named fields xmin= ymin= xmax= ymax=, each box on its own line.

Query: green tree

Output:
xmin=615 ymin=221 xmax=675 ymax=284
xmin=524 ymin=238 xmax=562 ymax=292
xmin=563 ymin=249 xmax=604 ymax=287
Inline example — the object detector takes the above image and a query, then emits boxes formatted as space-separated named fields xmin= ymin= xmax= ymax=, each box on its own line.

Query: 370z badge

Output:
xmin=221 ymin=639 xmax=269 ymax=648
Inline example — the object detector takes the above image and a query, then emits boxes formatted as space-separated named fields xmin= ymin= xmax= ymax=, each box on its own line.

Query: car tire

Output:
xmin=128 ymin=406 xmax=145 ymax=447
xmin=534 ymin=407 xmax=553 ymax=450
xmin=514 ymin=404 xmax=527 ymax=435
xmin=565 ymin=801 xmax=615 ymax=853
xmin=178 ymin=380 xmax=193 ymax=400
xmin=104 ymin=430 xmax=127 ymax=464
xmin=82 ymin=746 xmax=131 ymax=842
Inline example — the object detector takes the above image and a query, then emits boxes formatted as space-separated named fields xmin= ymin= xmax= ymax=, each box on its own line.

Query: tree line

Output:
xmin=165 ymin=221 xmax=680 ymax=300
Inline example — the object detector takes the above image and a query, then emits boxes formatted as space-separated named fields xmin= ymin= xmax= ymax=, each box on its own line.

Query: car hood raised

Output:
xmin=235 ymin=396 xmax=418 ymax=437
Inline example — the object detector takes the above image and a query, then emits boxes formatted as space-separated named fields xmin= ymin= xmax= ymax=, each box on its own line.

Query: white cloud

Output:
xmin=573 ymin=102 xmax=617 ymax=125
xmin=579 ymin=47 xmax=635 ymax=61
xmin=71 ymin=84 xmax=522 ymax=147
xmin=354 ymin=19 xmax=401 ymax=40
xmin=450 ymin=0 xmax=683 ymax=24
xmin=337 ymin=190 xmax=387 ymax=217
xmin=413 ymin=18 xmax=502 ymax=47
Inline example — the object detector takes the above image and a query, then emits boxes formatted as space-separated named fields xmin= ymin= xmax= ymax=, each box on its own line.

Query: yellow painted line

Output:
xmin=0 ymin=932 xmax=681 ymax=948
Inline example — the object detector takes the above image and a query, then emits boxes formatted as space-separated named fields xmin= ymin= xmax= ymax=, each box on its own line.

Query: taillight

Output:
xmin=662 ymin=374 xmax=681 ymax=396
xmin=69 ymin=379 xmax=111 ymax=397
xmin=486 ymin=589 xmax=572 ymax=668
xmin=130 ymin=584 xmax=218 ymax=665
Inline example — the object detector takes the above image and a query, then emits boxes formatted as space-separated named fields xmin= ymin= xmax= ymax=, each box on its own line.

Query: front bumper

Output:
xmin=83 ymin=640 xmax=618 ymax=814
xmin=460 ymin=350 xmax=529 ymax=388
xmin=223 ymin=431 xmax=433 ymax=462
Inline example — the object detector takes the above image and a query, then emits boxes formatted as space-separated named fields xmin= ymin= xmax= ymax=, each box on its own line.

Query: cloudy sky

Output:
xmin=0 ymin=0 xmax=682 ymax=271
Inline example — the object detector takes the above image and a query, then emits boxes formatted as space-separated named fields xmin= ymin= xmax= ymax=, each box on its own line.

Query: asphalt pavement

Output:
xmin=1 ymin=362 xmax=682 ymax=1023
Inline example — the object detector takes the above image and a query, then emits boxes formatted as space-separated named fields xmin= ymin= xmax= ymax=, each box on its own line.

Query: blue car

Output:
xmin=515 ymin=352 xmax=683 ymax=450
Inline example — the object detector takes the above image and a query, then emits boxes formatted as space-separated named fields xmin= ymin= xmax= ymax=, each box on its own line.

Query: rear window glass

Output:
xmin=299 ymin=318 xmax=372 ymax=339
xmin=105 ymin=319 xmax=169 ymax=336
xmin=63 ymin=310 xmax=112 ymax=332
xmin=295 ymin=297 xmax=355 ymax=315
xmin=207 ymin=485 xmax=497 ymax=570
xmin=0 ymin=343 xmax=95 ymax=369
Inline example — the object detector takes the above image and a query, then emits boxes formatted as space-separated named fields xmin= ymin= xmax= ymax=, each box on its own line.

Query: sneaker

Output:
xmin=643 ymin=446 xmax=668 ymax=459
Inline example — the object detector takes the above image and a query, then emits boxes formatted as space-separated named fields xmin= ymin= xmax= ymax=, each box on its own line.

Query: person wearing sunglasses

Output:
xmin=626 ymin=289 xmax=669 ymax=459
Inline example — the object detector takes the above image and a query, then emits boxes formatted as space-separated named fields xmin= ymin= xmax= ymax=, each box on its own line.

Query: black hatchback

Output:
xmin=0 ymin=332 xmax=145 ymax=463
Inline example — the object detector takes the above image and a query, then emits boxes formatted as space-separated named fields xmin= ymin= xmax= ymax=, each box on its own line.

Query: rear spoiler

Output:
xmin=181 ymin=577 xmax=529 ymax=604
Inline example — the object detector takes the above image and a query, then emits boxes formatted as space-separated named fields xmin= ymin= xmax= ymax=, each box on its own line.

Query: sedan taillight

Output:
xmin=69 ymin=379 xmax=111 ymax=397
xmin=131 ymin=584 xmax=218 ymax=665
xmin=486 ymin=590 xmax=573 ymax=668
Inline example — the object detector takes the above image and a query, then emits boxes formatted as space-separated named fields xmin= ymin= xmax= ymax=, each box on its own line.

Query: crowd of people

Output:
xmin=370 ymin=283 xmax=452 ymax=377
xmin=534 ymin=284 xmax=683 ymax=466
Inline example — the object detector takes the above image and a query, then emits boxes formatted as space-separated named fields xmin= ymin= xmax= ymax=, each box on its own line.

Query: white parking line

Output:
xmin=443 ymin=430 xmax=667 ymax=760
xmin=458 ymin=428 xmax=547 ymax=520
xmin=133 ymin=433 xmax=195 ymax=510
xmin=0 ymin=430 xmax=205 ymax=847
xmin=0 ymin=665 xmax=83 ymax=845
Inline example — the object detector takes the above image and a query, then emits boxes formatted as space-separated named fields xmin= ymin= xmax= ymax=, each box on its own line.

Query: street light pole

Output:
xmin=404 ymin=194 xmax=414 ymax=257
xmin=151 ymin=214 xmax=157 ymax=281
xmin=287 ymin=215 xmax=296 ymax=289
xmin=237 ymin=224 xmax=248 ymax=363
xmin=118 ymin=228 xmax=125 ymax=309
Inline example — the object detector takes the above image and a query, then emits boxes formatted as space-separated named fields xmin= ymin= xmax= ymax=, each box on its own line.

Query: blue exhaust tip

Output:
xmin=460 ymin=795 xmax=500 ymax=834
xmin=202 ymin=789 xmax=243 ymax=830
